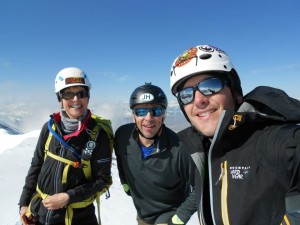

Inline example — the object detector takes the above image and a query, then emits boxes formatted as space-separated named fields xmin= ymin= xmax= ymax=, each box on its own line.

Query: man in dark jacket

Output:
xmin=170 ymin=44 xmax=300 ymax=225
xmin=19 ymin=67 xmax=113 ymax=225
xmin=114 ymin=83 xmax=197 ymax=225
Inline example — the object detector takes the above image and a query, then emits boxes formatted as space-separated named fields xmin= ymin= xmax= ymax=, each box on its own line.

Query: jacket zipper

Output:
xmin=202 ymin=110 xmax=228 ymax=225
xmin=45 ymin=120 xmax=65 ymax=225
xmin=220 ymin=161 xmax=230 ymax=225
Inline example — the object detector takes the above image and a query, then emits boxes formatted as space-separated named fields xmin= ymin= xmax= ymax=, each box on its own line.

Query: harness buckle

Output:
xmin=73 ymin=162 xmax=81 ymax=168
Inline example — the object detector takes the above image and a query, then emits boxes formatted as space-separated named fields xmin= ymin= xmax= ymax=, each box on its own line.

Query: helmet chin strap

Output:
xmin=56 ymin=92 xmax=61 ymax=102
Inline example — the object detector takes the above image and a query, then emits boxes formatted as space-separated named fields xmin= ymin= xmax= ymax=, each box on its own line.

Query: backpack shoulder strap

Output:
xmin=90 ymin=114 xmax=114 ymax=148
xmin=44 ymin=122 xmax=55 ymax=160
xmin=90 ymin=114 xmax=113 ymax=138
xmin=81 ymin=114 xmax=113 ymax=181
xmin=88 ymin=114 xmax=114 ymax=225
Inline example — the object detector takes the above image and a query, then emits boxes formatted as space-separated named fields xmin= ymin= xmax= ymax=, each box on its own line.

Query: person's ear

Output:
xmin=236 ymin=94 xmax=243 ymax=104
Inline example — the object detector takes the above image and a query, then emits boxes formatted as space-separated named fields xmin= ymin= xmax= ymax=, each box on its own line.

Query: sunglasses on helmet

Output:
xmin=178 ymin=77 xmax=228 ymax=105
xmin=133 ymin=107 xmax=164 ymax=117
xmin=61 ymin=91 xmax=89 ymax=100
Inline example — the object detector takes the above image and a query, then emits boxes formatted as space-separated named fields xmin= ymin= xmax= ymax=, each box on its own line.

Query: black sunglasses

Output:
xmin=133 ymin=107 xmax=164 ymax=117
xmin=178 ymin=77 xmax=228 ymax=105
xmin=61 ymin=91 xmax=89 ymax=100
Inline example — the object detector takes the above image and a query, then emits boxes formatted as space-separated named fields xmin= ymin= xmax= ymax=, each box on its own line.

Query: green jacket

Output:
xmin=114 ymin=123 xmax=197 ymax=224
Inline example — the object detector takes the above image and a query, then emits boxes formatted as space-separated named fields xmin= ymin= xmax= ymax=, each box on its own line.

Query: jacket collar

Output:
xmin=240 ymin=86 xmax=300 ymax=122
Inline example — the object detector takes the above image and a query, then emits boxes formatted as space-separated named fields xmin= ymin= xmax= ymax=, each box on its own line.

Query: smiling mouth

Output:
xmin=196 ymin=109 xmax=217 ymax=117
xmin=70 ymin=105 xmax=82 ymax=109
xmin=143 ymin=124 xmax=155 ymax=129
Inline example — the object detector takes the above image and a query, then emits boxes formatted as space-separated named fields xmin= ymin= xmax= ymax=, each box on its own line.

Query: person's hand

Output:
xmin=20 ymin=206 xmax=29 ymax=225
xmin=168 ymin=214 xmax=184 ymax=225
xmin=42 ymin=193 xmax=70 ymax=210
xmin=20 ymin=206 xmax=36 ymax=225
xmin=122 ymin=183 xmax=131 ymax=196
xmin=20 ymin=206 xmax=28 ymax=217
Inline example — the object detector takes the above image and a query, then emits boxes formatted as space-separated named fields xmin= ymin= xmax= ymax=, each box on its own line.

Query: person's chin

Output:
xmin=68 ymin=111 xmax=83 ymax=119
xmin=195 ymin=125 xmax=215 ymax=137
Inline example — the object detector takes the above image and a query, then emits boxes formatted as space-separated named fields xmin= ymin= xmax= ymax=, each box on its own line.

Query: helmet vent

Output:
xmin=218 ymin=54 xmax=222 ymax=58
xmin=224 ymin=65 xmax=228 ymax=69
xmin=199 ymin=54 xmax=212 ymax=60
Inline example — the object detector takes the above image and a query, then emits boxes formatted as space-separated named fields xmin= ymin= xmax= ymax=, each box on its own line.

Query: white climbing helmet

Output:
xmin=54 ymin=67 xmax=91 ymax=93
xmin=170 ymin=45 xmax=238 ymax=95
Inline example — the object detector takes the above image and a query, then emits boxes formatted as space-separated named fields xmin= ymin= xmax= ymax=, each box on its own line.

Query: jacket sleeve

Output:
xmin=18 ymin=122 xmax=49 ymax=206
xmin=176 ymin=185 xmax=197 ymax=223
xmin=267 ymin=124 xmax=300 ymax=193
xmin=113 ymin=126 xmax=128 ymax=185
xmin=66 ymin=128 xmax=113 ymax=204
xmin=290 ymin=126 xmax=300 ymax=192
xmin=174 ymin=141 xmax=198 ymax=223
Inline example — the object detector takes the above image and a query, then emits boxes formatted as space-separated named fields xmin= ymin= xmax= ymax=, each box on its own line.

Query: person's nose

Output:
xmin=72 ymin=94 xmax=80 ymax=101
xmin=193 ymin=90 xmax=209 ymax=107
xmin=144 ymin=111 xmax=153 ymax=120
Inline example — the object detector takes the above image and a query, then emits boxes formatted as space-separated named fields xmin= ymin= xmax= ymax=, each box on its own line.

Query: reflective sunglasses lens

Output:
xmin=134 ymin=107 xmax=163 ymax=117
xmin=178 ymin=77 xmax=225 ymax=105
xmin=179 ymin=88 xmax=194 ymax=105
xmin=199 ymin=78 xmax=223 ymax=96
xmin=134 ymin=108 xmax=148 ymax=117
xmin=151 ymin=107 xmax=163 ymax=116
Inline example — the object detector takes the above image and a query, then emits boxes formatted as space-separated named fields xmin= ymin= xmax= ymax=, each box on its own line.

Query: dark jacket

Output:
xmin=114 ymin=123 xmax=197 ymax=224
xmin=178 ymin=86 xmax=300 ymax=225
xmin=19 ymin=111 xmax=112 ymax=225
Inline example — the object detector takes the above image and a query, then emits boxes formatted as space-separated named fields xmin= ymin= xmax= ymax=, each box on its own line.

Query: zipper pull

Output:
xmin=215 ymin=166 xmax=225 ymax=186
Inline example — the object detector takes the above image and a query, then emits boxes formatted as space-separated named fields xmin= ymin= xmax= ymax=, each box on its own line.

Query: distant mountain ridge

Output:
xmin=0 ymin=101 xmax=189 ymax=134
xmin=0 ymin=120 xmax=23 ymax=135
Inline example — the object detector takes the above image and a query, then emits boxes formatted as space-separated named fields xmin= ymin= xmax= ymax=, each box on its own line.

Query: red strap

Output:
xmin=52 ymin=110 xmax=92 ymax=141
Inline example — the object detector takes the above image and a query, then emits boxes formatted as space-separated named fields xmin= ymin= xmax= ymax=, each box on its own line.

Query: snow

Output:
xmin=0 ymin=130 xmax=40 ymax=154
xmin=0 ymin=128 xmax=198 ymax=225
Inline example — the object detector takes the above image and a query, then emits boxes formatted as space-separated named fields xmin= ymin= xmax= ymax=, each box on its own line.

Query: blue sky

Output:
xmin=1 ymin=0 xmax=300 ymax=111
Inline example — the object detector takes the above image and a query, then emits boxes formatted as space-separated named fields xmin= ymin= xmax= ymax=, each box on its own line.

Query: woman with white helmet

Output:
xmin=19 ymin=67 xmax=113 ymax=225
xmin=171 ymin=45 xmax=300 ymax=225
